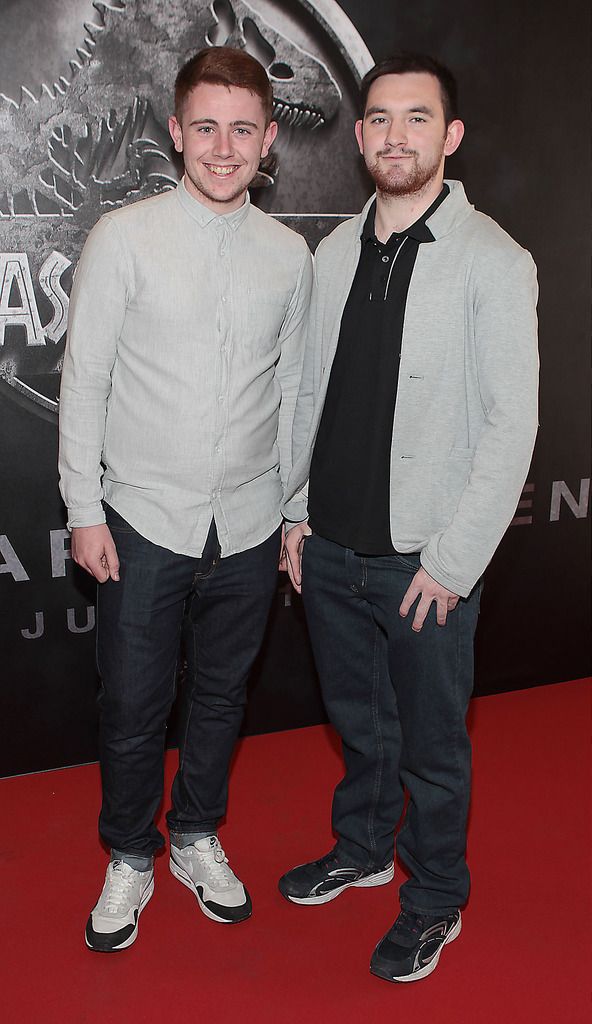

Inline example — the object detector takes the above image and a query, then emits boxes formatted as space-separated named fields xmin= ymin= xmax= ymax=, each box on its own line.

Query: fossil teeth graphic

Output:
xmin=0 ymin=2 xmax=122 ymax=111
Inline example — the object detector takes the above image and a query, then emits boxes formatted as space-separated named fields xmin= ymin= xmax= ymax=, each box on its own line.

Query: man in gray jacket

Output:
xmin=279 ymin=53 xmax=538 ymax=982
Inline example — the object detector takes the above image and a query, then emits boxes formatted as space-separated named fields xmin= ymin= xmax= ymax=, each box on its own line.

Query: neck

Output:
xmin=374 ymin=175 xmax=444 ymax=242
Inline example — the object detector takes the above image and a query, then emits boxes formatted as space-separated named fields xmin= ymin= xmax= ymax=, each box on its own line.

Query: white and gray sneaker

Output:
xmin=85 ymin=860 xmax=154 ymax=952
xmin=170 ymin=836 xmax=252 ymax=924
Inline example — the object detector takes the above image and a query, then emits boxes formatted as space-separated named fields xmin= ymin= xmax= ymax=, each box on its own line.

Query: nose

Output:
xmin=213 ymin=128 xmax=233 ymax=159
xmin=384 ymin=117 xmax=408 ymax=150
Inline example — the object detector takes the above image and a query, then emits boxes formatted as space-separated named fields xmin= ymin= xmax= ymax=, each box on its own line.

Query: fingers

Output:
xmin=399 ymin=581 xmax=419 ymax=620
xmin=284 ymin=523 xmax=311 ymax=593
xmin=93 ymin=558 xmax=111 ymax=583
xmin=285 ymin=539 xmax=302 ymax=592
xmin=435 ymin=595 xmax=449 ymax=628
xmin=71 ymin=525 xmax=120 ymax=583
xmin=103 ymin=535 xmax=120 ymax=581
xmin=399 ymin=568 xmax=460 ymax=632
xmin=73 ymin=548 xmax=108 ymax=582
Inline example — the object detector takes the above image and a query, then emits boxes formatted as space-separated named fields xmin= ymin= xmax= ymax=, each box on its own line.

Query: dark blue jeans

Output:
xmin=96 ymin=506 xmax=281 ymax=859
xmin=301 ymin=533 xmax=480 ymax=915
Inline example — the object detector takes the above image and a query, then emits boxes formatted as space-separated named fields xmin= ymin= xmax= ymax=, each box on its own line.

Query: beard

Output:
xmin=366 ymin=145 xmax=444 ymax=198
xmin=184 ymin=165 xmax=250 ymax=209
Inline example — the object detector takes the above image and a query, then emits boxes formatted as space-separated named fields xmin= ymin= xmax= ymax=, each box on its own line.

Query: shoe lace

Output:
xmin=196 ymin=837 xmax=234 ymax=888
xmin=104 ymin=861 xmax=136 ymax=913
xmin=314 ymin=851 xmax=339 ymax=871
xmin=394 ymin=909 xmax=423 ymax=938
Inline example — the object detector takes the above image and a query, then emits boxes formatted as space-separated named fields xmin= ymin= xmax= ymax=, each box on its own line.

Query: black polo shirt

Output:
xmin=307 ymin=185 xmax=449 ymax=554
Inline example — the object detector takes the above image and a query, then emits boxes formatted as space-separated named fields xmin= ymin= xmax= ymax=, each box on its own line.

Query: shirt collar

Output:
xmin=176 ymin=175 xmax=251 ymax=230
xmin=361 ymin=183 xmax=450 ymax=247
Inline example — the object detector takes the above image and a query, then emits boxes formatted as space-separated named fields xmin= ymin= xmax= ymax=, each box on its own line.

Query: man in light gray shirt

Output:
xmin=59 ymin=46 xmax=312 ymax=952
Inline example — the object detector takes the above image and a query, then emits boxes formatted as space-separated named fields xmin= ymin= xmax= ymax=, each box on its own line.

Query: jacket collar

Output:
xmin=354 ymin=179 xmax=473 ymax=243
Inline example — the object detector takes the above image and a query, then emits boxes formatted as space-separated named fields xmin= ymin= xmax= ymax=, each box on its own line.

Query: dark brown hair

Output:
xmin=175 ymin=46 xmax=273 ymax=124
xmin=360 ymin=52 xmax=459 ymax=125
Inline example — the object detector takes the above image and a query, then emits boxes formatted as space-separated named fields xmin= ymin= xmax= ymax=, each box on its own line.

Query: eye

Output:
xmin=370 ymin=116 xmax=387 ymax=125
xmin=410 ymin=116 xmax=426 ymax=123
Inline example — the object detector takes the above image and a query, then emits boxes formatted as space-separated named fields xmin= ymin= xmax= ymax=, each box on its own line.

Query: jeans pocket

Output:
xmin=104 ymin=504 xmax=136 ymax=534
xmin=394 ymin=551 xmax=421 ymax=573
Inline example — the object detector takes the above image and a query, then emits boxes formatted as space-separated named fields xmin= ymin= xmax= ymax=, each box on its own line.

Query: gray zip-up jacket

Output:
xmin=282 ymin=180 xmax=539 ymax=597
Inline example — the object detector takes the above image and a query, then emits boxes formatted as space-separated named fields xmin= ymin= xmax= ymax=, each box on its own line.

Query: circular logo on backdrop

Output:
xmin=0 ymin=0 xmax=373 ymax=421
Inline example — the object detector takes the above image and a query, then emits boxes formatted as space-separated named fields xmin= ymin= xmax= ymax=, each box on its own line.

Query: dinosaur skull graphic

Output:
xmin=0 ymin=0 xmax=341 ymax=217
xmin=206 ymin=0 xmax=341 ymax=129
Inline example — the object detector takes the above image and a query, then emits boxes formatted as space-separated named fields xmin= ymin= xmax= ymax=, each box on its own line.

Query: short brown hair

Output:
xmin=175 ymin=46 xmax=273 ymax=124
xmin=361 ymin=52 xmax=459 ymax=126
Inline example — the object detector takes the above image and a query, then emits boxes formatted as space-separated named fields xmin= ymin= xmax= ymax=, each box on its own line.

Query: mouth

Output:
xmin=204 ymin=164 xmax=240 ymax=177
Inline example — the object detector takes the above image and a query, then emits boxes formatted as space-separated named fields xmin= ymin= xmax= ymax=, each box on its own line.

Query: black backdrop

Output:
xmin=0 ymin=0 xmax=590 ymax=777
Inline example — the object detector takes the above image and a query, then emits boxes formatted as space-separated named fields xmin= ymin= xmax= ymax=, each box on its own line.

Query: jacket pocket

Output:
xmin=439 ymin=449 xmax=475 ymax=522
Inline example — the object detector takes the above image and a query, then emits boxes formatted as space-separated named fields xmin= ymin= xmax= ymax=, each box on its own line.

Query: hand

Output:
xmin=283 ymin=521 xmax=312 ymax=593
xmin=278 ymin=524 xmax=287 ymax=571
xmin=71 ymin=524 xmax=120 ymax=583
xmin=399 ymin=567 xmax=459 ymax=632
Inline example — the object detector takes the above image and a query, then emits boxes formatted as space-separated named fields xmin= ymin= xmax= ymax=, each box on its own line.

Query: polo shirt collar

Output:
xmin=361 ymin=182 xmax=451 ymax=247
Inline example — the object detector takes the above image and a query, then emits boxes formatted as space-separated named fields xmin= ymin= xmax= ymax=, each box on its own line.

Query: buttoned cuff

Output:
xmin=66 ymin=503 xmax=106 ymax=531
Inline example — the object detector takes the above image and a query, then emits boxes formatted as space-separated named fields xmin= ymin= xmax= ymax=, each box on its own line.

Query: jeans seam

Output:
xmin=452 ymin=602 xmax=468 ymax=863
xmin=177 ymin=620 xmax=197 ymax=787
xmin=400 ymin=899 xmax=460 ymax=916
xmin=367 ymin=621 xmax=383 ymax=866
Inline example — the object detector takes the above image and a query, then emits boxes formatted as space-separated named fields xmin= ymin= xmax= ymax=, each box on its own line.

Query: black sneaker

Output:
xmin=278 ymin=850 xmax=394 ymax=905
xmin=370 ymin=908 xmax=462 ymax=982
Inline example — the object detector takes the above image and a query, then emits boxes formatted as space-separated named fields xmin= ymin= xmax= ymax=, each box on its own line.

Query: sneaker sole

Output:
xmin=169 ymin=857 xmax=251 ymax=924
xmin=283 ymin=862 xmax=395 ymax=906
xmin=85 ymin=877 xmax=154 ymax=953
xmin=370 ymin=913 xmax=462 ymax=983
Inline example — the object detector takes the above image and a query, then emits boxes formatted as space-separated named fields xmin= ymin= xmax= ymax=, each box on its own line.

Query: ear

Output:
xmin=354 ymin=118 xmax=364 ymax=156
xmin=261 ymin=119 xmax=278 ymax=159
xmin=168 ymin=115 xmax=183 ymax=153
xmin=444 ymin=118 xmax=464 ymax=157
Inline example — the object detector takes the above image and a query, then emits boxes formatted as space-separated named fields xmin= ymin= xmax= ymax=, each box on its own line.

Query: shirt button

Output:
xmin=221 ymin=296 xmax=227 ymax=303
xmin=217 ymin=394 xmax=225 ymax=403
xmin=382 ymin=255 xmax=389 ymax=263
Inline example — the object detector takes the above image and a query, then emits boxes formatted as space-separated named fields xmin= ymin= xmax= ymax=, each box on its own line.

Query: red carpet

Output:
xmin=1 ymin=679 xmax=589 ymax=1023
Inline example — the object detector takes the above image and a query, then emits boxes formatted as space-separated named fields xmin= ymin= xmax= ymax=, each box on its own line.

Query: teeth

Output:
xmin=207 ymin=165 xmax=237 ymax=176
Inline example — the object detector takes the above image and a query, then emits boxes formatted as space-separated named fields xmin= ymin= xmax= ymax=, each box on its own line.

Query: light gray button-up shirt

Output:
xmin=58 ymin=179 xmax=313 ymax=557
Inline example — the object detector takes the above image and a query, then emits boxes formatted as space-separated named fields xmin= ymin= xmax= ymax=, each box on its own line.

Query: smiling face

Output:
xmin=169 ymin=81 xmax=278 ymax=213
xmin=355 ymin=72 xmax=464 ymax=200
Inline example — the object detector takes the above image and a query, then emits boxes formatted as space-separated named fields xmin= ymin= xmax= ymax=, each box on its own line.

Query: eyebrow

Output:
xmin=365 ymin=104 xmax=435 ymax=118
xmin=188 ymin=117 xmax=259 ymax=128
